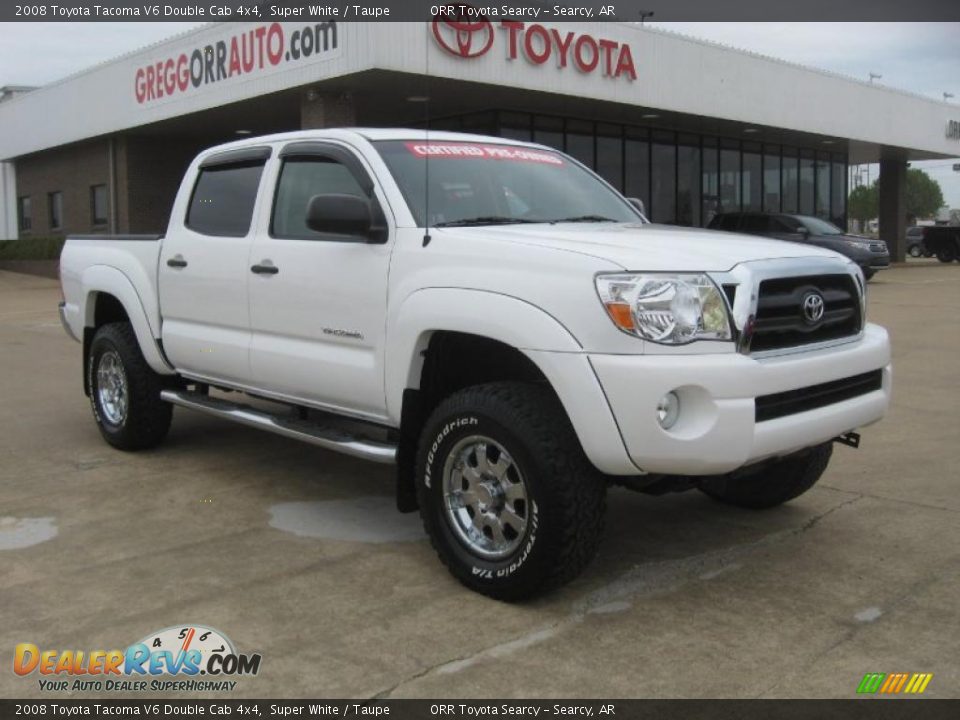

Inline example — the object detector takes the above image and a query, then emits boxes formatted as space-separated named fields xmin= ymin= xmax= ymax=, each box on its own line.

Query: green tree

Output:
xmin=847 ymin=183 xmax=878 ymax=224
xmin=905 ymin=169 xmax=944 ymax=221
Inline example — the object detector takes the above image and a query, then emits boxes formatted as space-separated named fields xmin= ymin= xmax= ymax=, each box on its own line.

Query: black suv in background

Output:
xmin=709 ymin=212 xmax=891 ymax=279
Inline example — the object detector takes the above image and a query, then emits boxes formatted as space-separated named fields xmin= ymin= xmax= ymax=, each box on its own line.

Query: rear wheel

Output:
xmin=699 ymin=443 xmax=833 ymax=510
xmin=88 ymin=322 xmax=172 ymax=450
xmin=864 ymin=270 xmax=876 ymax=281
xmin=416 ymin=382 xmax=605 ymax=601
xmin=936 ymin=241 xmax=958 ymax=263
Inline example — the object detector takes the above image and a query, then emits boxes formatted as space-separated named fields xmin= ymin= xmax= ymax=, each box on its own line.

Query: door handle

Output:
xmin=166 ymin=255 xmax=188 ymax=269
xmin=250 ymin=261 xmax=279 ymax=275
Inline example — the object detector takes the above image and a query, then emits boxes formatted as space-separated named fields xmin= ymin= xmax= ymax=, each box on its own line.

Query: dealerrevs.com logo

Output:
xmin=432 ymin=13 xmax=636 ymax=80
xmin=13 ymin=625 xmax=261 ymax=693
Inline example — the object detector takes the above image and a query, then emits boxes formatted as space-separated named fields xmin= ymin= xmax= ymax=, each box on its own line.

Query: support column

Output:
xmin=300 ymin=91 xmax=356 ymax=129
xmin=0 ymin=161 xmax=16 ymax=239
xmin=878 ymin=156 xmax=907 ymax=262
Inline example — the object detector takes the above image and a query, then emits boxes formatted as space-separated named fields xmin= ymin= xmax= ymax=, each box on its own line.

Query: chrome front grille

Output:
xmin=747 ymin=274 xmax=862 ymax=353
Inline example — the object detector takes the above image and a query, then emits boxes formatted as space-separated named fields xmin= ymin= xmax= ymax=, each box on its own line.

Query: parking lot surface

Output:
xmin=1 ymin=263 xmax=958 ymax=699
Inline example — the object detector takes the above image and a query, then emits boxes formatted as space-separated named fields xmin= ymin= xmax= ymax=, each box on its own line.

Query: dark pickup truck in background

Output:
xmin=917 ymin=225 xmax=960 ymax=263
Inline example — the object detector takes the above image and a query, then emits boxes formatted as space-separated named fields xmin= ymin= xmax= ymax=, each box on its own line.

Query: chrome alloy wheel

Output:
xmin=96 ymin=350 xmax=129 ymax=426
xmin=442 ymin=435 xmax=530 ymax=560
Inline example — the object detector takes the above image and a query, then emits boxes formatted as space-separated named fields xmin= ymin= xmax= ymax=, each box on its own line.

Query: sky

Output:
xmin=0 ymin=21 xmax=958 ymax=206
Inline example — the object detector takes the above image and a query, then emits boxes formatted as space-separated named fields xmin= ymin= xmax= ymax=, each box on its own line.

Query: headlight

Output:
xmin=596 ymin=273 xmax=733 ymax=344
xmin=847 ymin=241 xmax=873 ymax=251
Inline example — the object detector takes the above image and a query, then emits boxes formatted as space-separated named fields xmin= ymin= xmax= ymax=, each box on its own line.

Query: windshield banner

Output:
xmin=404 ymin=142 xmax=564 ymax=165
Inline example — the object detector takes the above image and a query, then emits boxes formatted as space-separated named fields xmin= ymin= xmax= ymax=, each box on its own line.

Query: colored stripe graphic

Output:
xmin=858 ymin=672 xmax=933 ymax=694
xmin=857 ymin=673 xmax=886 ymax=693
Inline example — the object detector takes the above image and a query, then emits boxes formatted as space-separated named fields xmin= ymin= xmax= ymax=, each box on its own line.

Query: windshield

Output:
xmin=797 ymin=215 xmax=845 ymax=236
xmin=373 ymin=140 xmax=641 ymax=227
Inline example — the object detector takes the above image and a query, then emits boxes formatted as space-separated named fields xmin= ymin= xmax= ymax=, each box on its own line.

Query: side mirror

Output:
xmin=626 ymin=197 xmax=646 ymax=217
xmin=306 ymin=194 xmax=383 ymax=242
xmin=796 ymin=225 xmax=810 ymax=236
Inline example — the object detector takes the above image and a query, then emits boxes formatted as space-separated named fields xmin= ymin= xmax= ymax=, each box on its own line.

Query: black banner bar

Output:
xmin=2 ymin=700 xmax=960 ymax=720
xmin=2 ymin=0 xmax=960 ymax=22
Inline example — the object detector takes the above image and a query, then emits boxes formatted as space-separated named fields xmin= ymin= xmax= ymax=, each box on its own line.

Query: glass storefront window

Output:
xmin=624 ymin=128 xmax=650 ymax=211
xmin=782 ymin=149 xmax=798 ymax=213
xmin=596 ymin=124 xmax=623 ymax=191
xmin=831 ymin=157 xmax=847 ymax=229
xmin=472 ymin=110 xmax=836 ymax=228
xmin=651 ymin=131 xmax=676 ymax=224
xmin=677 ymin=137 xmax=700 ymax=227
xmin=742 ymin=144 xmax=762 ymax=212
xmin=720 ymin=144 xmax=740 ymax=215
xmin=533 ymin=115 xmax=564 ymax=152
xmin=763 ymin=146 xmax=781 ymax=213
xmin=799 ymin=150 xmax=815 ymax=216
xmin=815 ymin=151 xmax=831 ymax=219
xmin=566 ymin=120 xmax=595 ymax=169
xmin=701 ymin=138 xmax=719 ymax=227
xmin=499 ymin=112 xmax=531 ymax=142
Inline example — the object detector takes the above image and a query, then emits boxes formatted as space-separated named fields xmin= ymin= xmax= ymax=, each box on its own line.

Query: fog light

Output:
xmin=656 ymin=392 xmax=680 ymax=429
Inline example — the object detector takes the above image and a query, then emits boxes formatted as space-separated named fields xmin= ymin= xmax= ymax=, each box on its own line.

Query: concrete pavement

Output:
xmin=0 ymin=263 xmax=957 ymax=699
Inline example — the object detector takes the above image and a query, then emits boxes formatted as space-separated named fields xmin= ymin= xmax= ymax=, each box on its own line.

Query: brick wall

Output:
xmin=14 ymin=139 xmax=110 ymax=237
xmin=122 ymin=136 xmax=206 ymax=234
xmin=14 ymin=135 xmax=206 ymax=237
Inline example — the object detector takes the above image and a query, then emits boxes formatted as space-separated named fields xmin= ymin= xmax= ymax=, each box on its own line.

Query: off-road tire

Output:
xmin=88 ymin=322 xmax=172 ymax=450
xmin=416 ymin=382 xmax=606 ymax=601
xmin=936 ymin=241 xmax=958 ymax=263
xmin=699 ymin=443 xmax=833 ymax=510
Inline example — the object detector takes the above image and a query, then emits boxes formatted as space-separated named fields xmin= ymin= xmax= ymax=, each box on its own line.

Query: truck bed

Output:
xmin=59 ymin=234 xmax=165 ymax=341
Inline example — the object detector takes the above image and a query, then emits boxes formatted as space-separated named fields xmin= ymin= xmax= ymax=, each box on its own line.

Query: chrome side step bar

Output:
xmin=160 ymin=389 xmax=397 ymax=464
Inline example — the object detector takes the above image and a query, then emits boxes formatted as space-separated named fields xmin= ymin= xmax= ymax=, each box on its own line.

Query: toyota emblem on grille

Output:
xmin=801 ymin=291 xmax=826 ymax=324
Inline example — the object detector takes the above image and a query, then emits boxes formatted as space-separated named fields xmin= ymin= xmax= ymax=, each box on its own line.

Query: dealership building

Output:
xmin=1 ymin=20 xmax=958 ymax=258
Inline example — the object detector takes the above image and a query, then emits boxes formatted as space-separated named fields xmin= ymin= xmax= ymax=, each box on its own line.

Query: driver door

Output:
xmin=247 ymin=142 xmax=393 ymax=421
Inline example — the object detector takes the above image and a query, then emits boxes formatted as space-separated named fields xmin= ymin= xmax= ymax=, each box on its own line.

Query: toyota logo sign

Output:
xmin=801 ymin=291 xmax=826 ymax=325
xmin=432 ymin=15 xmax=495 ymax=59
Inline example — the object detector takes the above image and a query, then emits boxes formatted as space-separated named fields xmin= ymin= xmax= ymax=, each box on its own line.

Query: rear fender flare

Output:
xmin=81 ymin=265 xmax=175 ymax=376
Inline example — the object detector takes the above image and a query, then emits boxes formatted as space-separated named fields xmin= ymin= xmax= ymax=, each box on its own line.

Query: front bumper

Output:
xmin=588 ymin=323 xmax=891 ymax=475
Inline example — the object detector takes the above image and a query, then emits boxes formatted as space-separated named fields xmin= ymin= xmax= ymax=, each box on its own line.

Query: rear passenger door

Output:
xmin=246 ymin=142 xmax=393 ymax=421
xmin=158 ymin=147 xmax=269 ymax=385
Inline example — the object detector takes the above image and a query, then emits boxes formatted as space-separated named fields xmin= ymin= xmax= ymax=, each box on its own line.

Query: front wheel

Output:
xmin=88 ymin=322 xmax=172 ymax=450
xmin=699 ymin=443 xmax=833 ymax=510
xmin=908 ymin=244 xmax=922 ymax=258
xmin=416 ymin=382 xmax=605 ymax=601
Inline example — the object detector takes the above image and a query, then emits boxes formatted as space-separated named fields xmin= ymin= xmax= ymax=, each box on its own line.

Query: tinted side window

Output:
xmin=773 ymin=216 xmax=803 ymax=232
xmin=186 ymin=162 xmax=265 ymax=237
xmin=272 ymin=158 xmax=367 ymax=240
xmin=739 ymin=214 xmax=769 ymax=233
xmin=713 ymin=214 xmax=740 ymax=231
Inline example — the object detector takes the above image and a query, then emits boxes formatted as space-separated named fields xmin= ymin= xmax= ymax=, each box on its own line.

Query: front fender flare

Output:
xmin=385 ymin=288 xmax=638 ymax=475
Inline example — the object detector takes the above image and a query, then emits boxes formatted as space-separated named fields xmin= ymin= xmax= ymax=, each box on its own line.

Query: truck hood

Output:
xmin=437 ymin=222 xmax=847 ymax=272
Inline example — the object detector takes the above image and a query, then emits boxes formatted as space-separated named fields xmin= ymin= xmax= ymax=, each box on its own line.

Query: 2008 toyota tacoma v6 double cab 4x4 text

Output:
xmin=59 ymin=129 xmax=891 ymax=600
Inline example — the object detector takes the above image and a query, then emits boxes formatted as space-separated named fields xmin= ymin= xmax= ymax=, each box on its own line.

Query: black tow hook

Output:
xmin=834 ymin=432 xmax=862 ymax=449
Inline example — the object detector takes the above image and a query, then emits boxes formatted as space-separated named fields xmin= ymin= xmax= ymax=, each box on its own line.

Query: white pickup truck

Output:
xmin=59 ymin=129 xmax=891 ymax=599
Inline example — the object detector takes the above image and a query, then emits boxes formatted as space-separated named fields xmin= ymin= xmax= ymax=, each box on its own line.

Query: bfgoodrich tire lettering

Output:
xmin=88 ymin=322 xmax=173 ymax=450
xmin=416 ymin=382 xmax=606 ymax=601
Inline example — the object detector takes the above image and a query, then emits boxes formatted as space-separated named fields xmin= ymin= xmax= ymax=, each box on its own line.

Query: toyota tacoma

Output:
xmin=58 ymin=130 xmax=892 ymax=600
